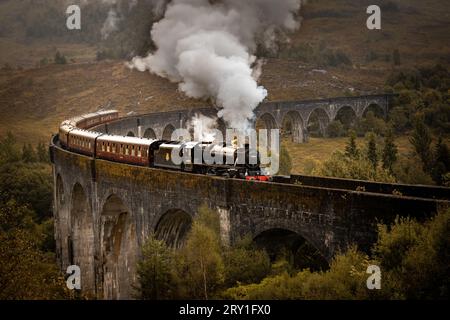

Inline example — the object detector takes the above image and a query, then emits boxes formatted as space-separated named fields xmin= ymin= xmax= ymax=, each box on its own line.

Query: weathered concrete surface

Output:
xmin=91 ymin=95 xmax=393 ymax=143
xmin=51 ymin=140 xmax=448 ymax=299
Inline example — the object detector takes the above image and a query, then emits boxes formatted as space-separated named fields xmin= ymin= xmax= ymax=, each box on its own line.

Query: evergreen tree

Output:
xmin=37 ymin=142 xmax=49 ymax=163
xmin=278 ymin=144 xmax=292 ymax=176
xmin=410 ymin=120 xmax=433 ymax=172
xmin=382 ymin=129 xmax=398 ymax=172
xmin=22 ymin=144 xmax=36 ymax=163
xmin=0 ymin=132 xmax=20 ymax=163
xmin=432 ymin=137 xmax=450 ymax=185
xmin=345 ymin=130 xmax=359 ymax=159
xmin=366 ymin=133 xmax=378 ymax=169
xmin=137 ymin=235 xmax=177 ymax=300
xmin=54 ymin=51 xmax=67 ymax=65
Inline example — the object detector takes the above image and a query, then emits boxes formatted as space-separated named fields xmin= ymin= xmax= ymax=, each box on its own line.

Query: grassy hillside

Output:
xmin=0 ymin=0 xmax=448 ymax=148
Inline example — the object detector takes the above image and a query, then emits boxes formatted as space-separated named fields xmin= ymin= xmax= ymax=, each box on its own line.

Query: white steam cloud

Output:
xmin=128 ymin=0 xmax=303 ymax=133
xmin=189 ymin=114 xmax=219 ymax=142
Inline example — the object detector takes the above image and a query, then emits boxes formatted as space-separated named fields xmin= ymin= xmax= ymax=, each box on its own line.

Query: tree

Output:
xmin=37 ymin=142 xmax=49 ymax=163
xmin=222 ymin=236 xmax=271 ymax=288
xmin=137 ymin=235 xmax=178 ymax=300
xmin=327 ymin=120 xmax=344 ymax=138
xmin=54 ymin=51 xmax=67 ymax=65
xmin=278 ymin=144 xmax=292 ymax=176
xmin=382 ymin=129 xmax=398 ymax=172
xmin=366 ymin=133 xmax=378 ymax=169
xmin=409 ymin=120 xmax=433 ymax=172
xmin=0 ymin=132 xmax=20 ymax=164
xmin=182 ymin=206 xmax=224 ymax=299
xmin=0 ymin=200 xmax=70 ymax=299
xmin=432 ymin=138 xmax=450 ymax=185
xmin=22 ymin=144 xmax=36 ymax=163
xmin=345 ymin=130 xmax=359 ymax=159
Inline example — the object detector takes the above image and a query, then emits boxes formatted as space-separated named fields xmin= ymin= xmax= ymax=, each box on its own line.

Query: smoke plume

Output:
xmin=129 ymin=0 xmax=303 ymax=132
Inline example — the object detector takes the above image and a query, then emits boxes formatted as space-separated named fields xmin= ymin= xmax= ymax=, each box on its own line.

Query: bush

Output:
xmin=327 ymin=120 xmax=345 ymax=137
xmin=223 ymin=209 xmax=450 ymax=300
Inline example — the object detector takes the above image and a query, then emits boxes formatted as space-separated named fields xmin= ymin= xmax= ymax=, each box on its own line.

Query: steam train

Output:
xmin=58 ymin=110 xmax=269 ymax=181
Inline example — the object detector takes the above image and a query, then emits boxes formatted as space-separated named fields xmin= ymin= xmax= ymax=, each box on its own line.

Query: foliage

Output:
xmin=224 ymin=210 xmax=450 ymax=300
xmin=0 ymin=200 xmax=70 ymax=299
xmin=382 ymin=129 xmax=398 ymax=172
xmin=373 ymin=210 xmax=450 ymax=299
xmin=54 ymin=51 xmax=67 ymax=65
xmin=278 ymin=144 xmax=293 ymax=176
xmin=345 ymin=130 xmax=359 ymax=159
xmin=431 ymin=138 xmax=450 ymax=185
xmin=222 ymin=236 xmax=271 ymax=288
xmin=410 ymin=119 xmax=433 ymax=171
xmin=313 ymin=150 xmax=396 ymax=183
xmin=387 ymin=64 xmax=450 ymax=134
xmin=366 ymin=133 xmax=378 ymax=169
xmin=327 ymin=120 xmax=345 ymax=138
xmin=136 ymin=235 xmax=178 ymax=300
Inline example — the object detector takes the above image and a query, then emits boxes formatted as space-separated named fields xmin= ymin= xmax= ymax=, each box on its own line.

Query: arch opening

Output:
xmin=363 ymin=103 xmax=385 ymax=119
xmin=155 ymin=209 xmax=192 ymax=249
xmin=100 ymin=194 xmax=137 ymax=300
xmin=162 ymin=124 xmax=176 ymax=141
xmin=254 ymin=228 xmax=329 ymax=271
xmin=281 ymin=111 xmax=304 ymax=143
xmin=143 ymin=128 xmax=157 ymax=140
xmin=334 ymin=106 xmax=357 ymax=133
xmin=70 ymin=183 xmax=95 ymax=295
xmin=307 ymin=108 xmax=330 ymax=138
xmin=256 ymin=113 xmax=278 ymax=147
xmin=126 ymin=131 xmax=135 ymax=137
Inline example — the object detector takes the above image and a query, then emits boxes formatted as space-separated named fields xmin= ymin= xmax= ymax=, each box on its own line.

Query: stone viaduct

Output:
xmin=50 ymin=94 xmax=449 ymax=300
xmin=95 ymin=94 xmax=393 ymax=143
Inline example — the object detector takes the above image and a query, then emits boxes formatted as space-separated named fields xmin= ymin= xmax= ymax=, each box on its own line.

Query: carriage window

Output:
xmin=125 ymin=146 xmax=129 ymax=155
xmin=88 ymin=142 xmax=91 ymax=149
xmin=131 ymin=146 xmax=135 ymax=156
xmin=102 ymin=143 xmax=105 ymax=152
xmin=112 ymin=144 xmax=116 ymax=153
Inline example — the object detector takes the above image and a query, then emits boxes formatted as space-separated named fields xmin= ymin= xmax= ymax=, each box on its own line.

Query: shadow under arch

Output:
xmin=306 ymin=108 xmax=330 ymax=138
xmin=162 ymin=124 xmax=176 ymax=141
xmin=154 ymin=209 xmax=193 ymax=249
xmin=362 ymin=103 xmax=385 ymax=118
xmin=143 ymin=127 xmax=157 ymax=139
xmin=100 ymin=194 xmax=137 ymax=300
xmin=253 ymin=228 xmax=329 ymax=271
xmin=334 ymin=105 xmax=357 ymax=132
xmin=70 ymin=182 xmax=96 ymax=295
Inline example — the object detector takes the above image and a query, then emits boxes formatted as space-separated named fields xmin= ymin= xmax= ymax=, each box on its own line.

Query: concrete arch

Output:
xmin=334 ymin=105 xmax=358 ymax=131
xmin=306 ymin=108 xmax=331 ymax=138
xmin=143 ymin=128 xmax=157 ymax=139
xmin=281 ymin=111 xmax=305 ymax=143
xmin=126 ymin=131 xmax=135 ymax=137
xmin=70 ymin=182 xmax=96 ymax=296
xmin=100 ymin=194 xmax=137 ymax=300
xmin=362 ymin=103 xmax=385 ymax=118
xmin=56 ymin=174 xmax=65 ymax=206
xmin=155 ymin=209 xmax=192 ymax=249
xmin=162 ymin=124 xmax=176 ymax=141
xmin=256 ymin=113 xmax=278 ymax=130
xmin=254 ymin=227 xmax=329 ymax=270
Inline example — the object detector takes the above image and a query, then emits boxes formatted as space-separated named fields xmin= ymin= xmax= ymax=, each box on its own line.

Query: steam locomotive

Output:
xmin=58 ymin=110 xmax=269 ymax=181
